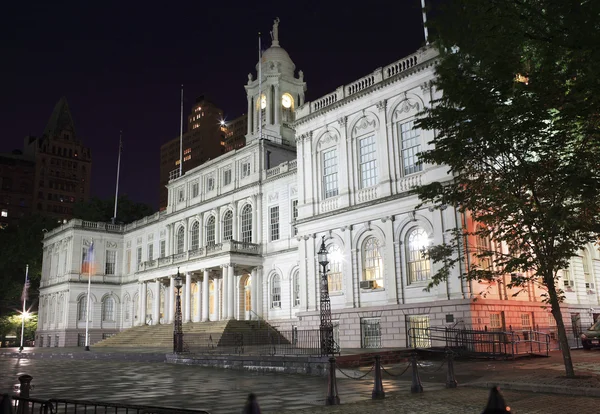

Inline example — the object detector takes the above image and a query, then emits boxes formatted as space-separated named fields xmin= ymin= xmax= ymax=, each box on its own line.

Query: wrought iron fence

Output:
xmin=11 ymin=395 xmax=211 ymax=414
xmin=184 ymin=329 xmax=325 ymax=356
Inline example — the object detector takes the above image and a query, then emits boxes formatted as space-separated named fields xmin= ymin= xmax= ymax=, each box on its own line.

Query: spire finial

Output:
xmin=272 ymin=17 xmax=280 ymax=46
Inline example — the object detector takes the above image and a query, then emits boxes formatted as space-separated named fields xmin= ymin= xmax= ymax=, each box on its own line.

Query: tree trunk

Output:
xmin=546 ymin=277 xmax=575 ymax=377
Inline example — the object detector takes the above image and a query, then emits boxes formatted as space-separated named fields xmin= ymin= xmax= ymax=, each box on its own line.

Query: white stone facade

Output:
xmin=37 ymin=24 xmax=600 ymax=348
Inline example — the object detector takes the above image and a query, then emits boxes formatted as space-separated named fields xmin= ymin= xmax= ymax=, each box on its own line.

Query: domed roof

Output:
xmin=262 ymin=45 xmax=295 ymax=68
xmin=255 ymin=18 xmax=296 ymax=77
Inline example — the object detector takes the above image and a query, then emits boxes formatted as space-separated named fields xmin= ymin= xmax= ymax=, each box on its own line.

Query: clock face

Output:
xmin=260 ymin=95 xmax=267 ymax=109
xmin=282 ymin=94 xmax=292 ymax=109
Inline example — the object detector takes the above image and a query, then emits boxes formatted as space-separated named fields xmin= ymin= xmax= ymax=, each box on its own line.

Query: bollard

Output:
xmin=16 ymin=375 xmax=33 ymax=414
xmin=372 ymin=355 xmax=385 ymax=399
xmin=410 ymin=352 xmax=423 ymax=393
xmin=481 ymin=386 xmax=510 ymax=413
xmin=325 ymin=357 xmax=340 ymax=405
xmin=445 ymin=350 xmax=458 ymax=388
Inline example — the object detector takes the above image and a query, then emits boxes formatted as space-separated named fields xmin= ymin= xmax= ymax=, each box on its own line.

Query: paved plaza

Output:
xmin=2 ymin=348 xmax=600 ymax=413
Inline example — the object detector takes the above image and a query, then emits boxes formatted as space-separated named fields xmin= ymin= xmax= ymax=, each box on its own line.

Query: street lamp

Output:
xmin=317 ymin=236 xmax=339 ymax=405
xmin=173 ymin=268 xmax=184 ymax=353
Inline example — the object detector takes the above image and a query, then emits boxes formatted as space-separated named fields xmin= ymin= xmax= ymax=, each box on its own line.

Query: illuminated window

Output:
xmin=328 ymin=244 xmax=343 ymax=292
xmin=190 ymin=222 xmax=200 ymax=250
xmin=359 ymin=135 xmax=377 ymax=188
xmin=184 ymin=155 xmax=191 ymax=162
xmin=322 ymin=149 xmax=338 ymax=199
xmin=363 ymin=237 xmax=383 ymax=287
xmin=406 ymin=228 xmax=431 ymax=284
xmin=1 ymin=209 xmax=7 ymax=217
xmin=184 ymin=148 xmax=191 ymax=155
xmin=223 ymin=211 xmax=233 ymax=241
xmin=240 ymin=204 xmax=252 ymax=243
xmin=400 ymin=120 xmax=423 ymax=175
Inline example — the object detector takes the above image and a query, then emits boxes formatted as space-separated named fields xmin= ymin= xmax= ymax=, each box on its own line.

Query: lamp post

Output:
xmin=317 ymin=236 xmax=340 ymax=405
xmin=173 ymin=268 xmax=183 ymax=353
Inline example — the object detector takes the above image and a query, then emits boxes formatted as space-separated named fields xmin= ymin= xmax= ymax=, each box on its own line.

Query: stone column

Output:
xmin=137 ymin=283 xmax=143 ymax=326
xmin=250 ymin=268 xmax=258 ymax=319
xmin=169 ymin=276 xmax=175 ymax=323
xmin=228 ymin=265 xmax=235 ymax=319
xmin=140 ymin=282 xmax=147 ymax=324
xmin=232 ymin=201 xmax=238 ymax=241
xmin=256 ymin=266 xmax=264 ymax=317
xmin=153 ymin=279 xmax=161 ymax=325
xmin=184 ymin=272 xmax=192 ymax=323
xmin=274 ymin=84 xmax=280 ymax=125
xmin=222 ymin=265 xmax=229 ymax=319
xmin=247 ymin=96 xmax=252 ymax=135
xmin=202 ymin=269 xmax=209 ymax=322
xmin=255 ymin=195 xmax=262 ymax=244
xmin=215 ymin=278 xmax=221 ymax=321
xmin=195 ymin=280 xmax=202 ymax=322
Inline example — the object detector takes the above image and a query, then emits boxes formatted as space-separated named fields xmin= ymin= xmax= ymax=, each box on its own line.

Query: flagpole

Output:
xmin=18 ymin=264 xmax=29 ymax=352
xmin=258 ymin=32 xmax=262 ymax=140
xmin=179 ymin=85 xmax=184 ymax=177
xmin=84 ymin=240 xmax=93 ymax=351
xmin=112 ymin=131 xmax=123 ymax=225
xmin=421 ymin=0 xmax=429 ymax=45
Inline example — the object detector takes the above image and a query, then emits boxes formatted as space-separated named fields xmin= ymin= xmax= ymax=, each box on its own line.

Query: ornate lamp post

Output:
xmin=173 ymin=268 xmax=184 ymax=353
xmin=317 ymin=236 xmax=340 ymax=405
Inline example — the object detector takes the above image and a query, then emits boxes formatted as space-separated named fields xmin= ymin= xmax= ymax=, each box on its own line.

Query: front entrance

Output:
xmin=239 ymin=275 xmax=251 ymax=320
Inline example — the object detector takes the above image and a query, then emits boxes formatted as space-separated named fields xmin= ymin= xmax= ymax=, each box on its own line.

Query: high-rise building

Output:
xmin=223 ymin=114 xmax=247 ymax=152
xmin=159 ymin=96 xmax=227 ymax=210
xmin=0 ymin=150 xmax=35 ymax=228
xmin=23 ymin=97 xmax=92 ymax=221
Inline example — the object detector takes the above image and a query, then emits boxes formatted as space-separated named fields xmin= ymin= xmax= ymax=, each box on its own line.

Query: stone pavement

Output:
xmin=1 ymin=347 xmax=600 ymax=413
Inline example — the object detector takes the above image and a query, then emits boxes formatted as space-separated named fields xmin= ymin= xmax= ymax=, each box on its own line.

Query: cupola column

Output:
xmin=274 ymin=84 xmax=280 ymax=125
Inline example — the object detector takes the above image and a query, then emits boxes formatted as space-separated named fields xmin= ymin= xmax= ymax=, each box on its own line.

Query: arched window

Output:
xmin=223 ymin=211 xmax=233 ymax=241
xmin=124 ymin=296 xmax=131 ymax=321
xmin=206 ymin=216 xmax=216 ymax=246
xmin=240 ymin=205 xmax=252 ymax=243
xmin=406 ymin=228 xmax=431 ymax=284
xmin=78 ymin=297 xmax=88 ymax=321
xmin=102 ymin=297 xmax=115 ymax=321
xmin=176 ymin=226 xmax=185 ymax=254
xmin=271 ymin=275 xmax=281 ymax=308
xmin=328 ymin=244 xmax=343 ymax=292
xmin=190 ymin=222 xmax=200 ymax=250
xmin=363 ymin=237 xmax=383 ymax=288
xmin=293 ymin=270 xmax=300 ymax=307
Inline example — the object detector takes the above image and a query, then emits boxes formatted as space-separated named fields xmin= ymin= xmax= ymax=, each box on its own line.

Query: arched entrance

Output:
xmin=209 ymin=280 xmax=216 ymax=321
xmin=239 ymin=275 xmax=251 ymax=320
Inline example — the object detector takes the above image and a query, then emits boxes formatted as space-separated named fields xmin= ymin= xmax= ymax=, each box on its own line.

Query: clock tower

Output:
xmin=244 ymin=18 xmax=306 ymax=146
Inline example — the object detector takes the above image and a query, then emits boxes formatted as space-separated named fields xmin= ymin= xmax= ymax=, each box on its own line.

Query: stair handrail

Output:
xmin=249 ymin=310 xmax=262 ymax=328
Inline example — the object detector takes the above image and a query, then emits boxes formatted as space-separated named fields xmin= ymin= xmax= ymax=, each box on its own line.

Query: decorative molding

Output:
xmin=376 ymin=100 xmax=387 ymax=112
xmin=159 ymin=230 xmax=166 ymax=238
xmin=353 ymin=117 xmax=376 ymax=136
xmin=290 ymin=186 xmax=298 ymax=196
xmin=393 ymin=99 xmax=420 ymax=119
xmin=409 ymin=211 xmax=417 ymax=222
xmin=106 ymin=241 xmax=118 ymax=249
xmin=317 ymin=131 xmax=339 ymax=149
xmin=268 ymin=192 xmax=279 ymax=203
xmin=337 ymin=116 xmax=347 ymax=127
xmin=420 ymin=80 xmax=432 ymax=94
xmin=148 ymin=233 xmax=154 ymax=241
xmin=83 ymin=239 xmax=91 ymax=247
xmin=126 ymin=240 xmax=132 ymax=248
xmin=137 ymin=237 xmax=142 ymax=245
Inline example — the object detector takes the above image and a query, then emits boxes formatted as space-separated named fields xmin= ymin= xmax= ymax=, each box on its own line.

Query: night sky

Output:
xmin=3 ymin=0 xmax=427 ymax=210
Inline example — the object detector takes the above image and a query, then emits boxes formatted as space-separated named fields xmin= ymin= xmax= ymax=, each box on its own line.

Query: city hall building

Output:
xmin=37 ymin=22 xmax=600 ymax=348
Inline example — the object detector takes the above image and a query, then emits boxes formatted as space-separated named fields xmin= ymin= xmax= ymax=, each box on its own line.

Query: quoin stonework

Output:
xmin=37 ymin=20 xmax=600 ymax=348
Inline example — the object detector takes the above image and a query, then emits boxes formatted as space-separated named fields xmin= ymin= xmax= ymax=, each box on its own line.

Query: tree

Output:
xmin=73 ymin=195 xmax=155 ymax=224
xmin=416 ymin=0 xmax=600 ymax=377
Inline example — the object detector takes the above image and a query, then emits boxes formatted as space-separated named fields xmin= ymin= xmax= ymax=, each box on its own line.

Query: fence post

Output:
xmin=445 ymin=350 xmax=458 ymax=388
xmin=372 ymin=355 xmax=385 ymax=399
xmin=410 ymin=352 xmax=423 ymax=393
xmin=16 ymin=375 xmax=33 ymax=414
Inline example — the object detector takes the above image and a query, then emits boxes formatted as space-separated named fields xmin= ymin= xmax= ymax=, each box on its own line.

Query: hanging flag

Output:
xmin=82 ymin=241 xmax=94 ymax=274
xmin=21 ymin=276 xmax=30 ymax=303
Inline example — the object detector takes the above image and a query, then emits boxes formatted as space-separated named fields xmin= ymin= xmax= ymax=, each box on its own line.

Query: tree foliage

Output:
xmin=73 ymin=195 xmax=155 ymax=224
xmin=416 ymin=0 xmax=600 ymax=377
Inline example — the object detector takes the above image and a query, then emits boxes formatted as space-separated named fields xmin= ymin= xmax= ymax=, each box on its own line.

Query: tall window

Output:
xmin=400 ymin=120 xmax=422 ymax=175
xmin=223 ymin=169 xmax=232 ymax=186
xmin=270 ymin=206 xmax=279 ymax=241
xmin=359 ymin=135 xmax=377 ymax=188
xmin=293 ymin=270 xmax=300 ymax=307
xmin=292 ymin=200 xmax=299 ymax=236
xmin=136 ymin=247 xmax=142 ymax=269
xmin=206 ymin=216 xmax=216 ymax=246
xmin=124 ymin=296 xmax=131 ymax=321
xmin=160 ymin=240 xmax=166 ymax=258
xmin=271 ymin=275 xmax=281 ymax=308
xmin=328 ymin=244 xmax=343 ymax=292
xmin=105 ymin=250 xmax=116 ymax=275
xmin=148 ymin=244 xmax=154 ymax=261
xmin=206 ymin=176 xmax=215 ymax=191
xmin=192 ymin=182 xmax=199 ymax=198
xmin=322 ymin=149 xmax=338 ymax=198
xmin=176 ymin=226 xmax=185 ymax=254
xmin=583 ymin=250 xmax=594 ymax=288
xmin=363 ymin=237 xmax=383 ymax=288
xmin=223 ymin=211 xmax=233 ymax=241
xmin=241 ymin=161 xmax=251 ymax=178
xmin=406 ymin=228 xmax=431 ymax=284
xmin=126 ymin=249 xmax=131 ymax=274
xmin=102 ymin=297 xmax=115 ymax=321
xmin=190 ymin=222 xmax=200 ymax=250
xmin=78 ymin=297 xmax=88 ymax=321
xmin=241 ymin=204 xmax=252 ymax=243
xmin=476 ymin=230 xmax=492 ymax=270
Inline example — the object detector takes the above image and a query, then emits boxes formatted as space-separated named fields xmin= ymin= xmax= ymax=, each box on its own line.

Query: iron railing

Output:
xmin=184 ymin=329 xmax=331 ymax=356
xmin=407 ymin=326 xmax=552 ymax=358
xmin=11 ymin=395 xmax=210 ymax=414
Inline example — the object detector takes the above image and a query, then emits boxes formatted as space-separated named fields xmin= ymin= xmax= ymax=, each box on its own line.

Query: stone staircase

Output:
xmin=94 ymin=320 xmax=284 ymax=349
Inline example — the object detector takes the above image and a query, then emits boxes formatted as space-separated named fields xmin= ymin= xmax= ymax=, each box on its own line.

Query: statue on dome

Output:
xmin=271 ymin=17 xmax=280 ymax=46
xmin=299 ymin=70 xmax=304 ymax=81
xmin=247 ymin=73 xmax=253 ymax=84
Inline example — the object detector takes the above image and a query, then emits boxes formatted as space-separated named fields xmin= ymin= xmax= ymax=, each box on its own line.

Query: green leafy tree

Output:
xmin=416 ymin=0 xmax=600 ymax=377
xmin=73 ymin=195 xmax=155 ymax=224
